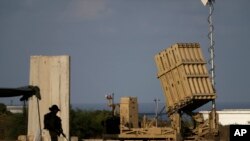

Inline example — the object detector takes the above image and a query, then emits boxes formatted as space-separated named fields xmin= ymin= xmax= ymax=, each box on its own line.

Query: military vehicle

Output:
xmin=103 ymin=43 xmax=219 ymax=141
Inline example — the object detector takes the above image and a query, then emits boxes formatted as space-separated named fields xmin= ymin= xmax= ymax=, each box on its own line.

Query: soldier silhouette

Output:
xmin=44 ymin=105 xmax=65 ymax=141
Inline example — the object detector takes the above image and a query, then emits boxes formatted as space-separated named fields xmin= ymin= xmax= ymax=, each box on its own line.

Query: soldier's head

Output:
xmin=49 ymin=105 xmax=60 ymax=113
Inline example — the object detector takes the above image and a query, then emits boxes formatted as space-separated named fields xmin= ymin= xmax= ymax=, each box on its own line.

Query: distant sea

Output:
xmin=2 ymin=98 xmax=249 ymax=115
xmin=72 ymin=102 xmax=250 ymax=113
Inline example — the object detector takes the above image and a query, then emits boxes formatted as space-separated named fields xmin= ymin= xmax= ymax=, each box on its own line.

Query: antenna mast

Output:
xmin=209 ymin=1 xmax=216 ymax=110
xmin=201 ymin=0 xmax=216 ymax=109
xmin=208 ymin=1 xmax=215 ymax=88
xmin=201 ymin=0 xmax=219 ymax=135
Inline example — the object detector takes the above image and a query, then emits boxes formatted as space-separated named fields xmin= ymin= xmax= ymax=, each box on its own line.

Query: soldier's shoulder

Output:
xmin=44 ymin=112 xmax=53 ymax=118
xmin=56 ymin=115 xmax=61 ymax=120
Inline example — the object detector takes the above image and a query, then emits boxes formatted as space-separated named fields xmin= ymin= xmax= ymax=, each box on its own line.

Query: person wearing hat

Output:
xmin=44 ymin=105 xmax=64 ymax=141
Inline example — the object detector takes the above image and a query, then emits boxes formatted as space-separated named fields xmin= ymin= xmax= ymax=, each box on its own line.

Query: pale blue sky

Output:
xmin=0 ymin=0 xmax=250 ymax=105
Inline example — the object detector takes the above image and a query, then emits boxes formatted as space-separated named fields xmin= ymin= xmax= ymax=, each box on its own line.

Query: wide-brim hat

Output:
xmin=49 ymin=105 xmax=60 ymax=111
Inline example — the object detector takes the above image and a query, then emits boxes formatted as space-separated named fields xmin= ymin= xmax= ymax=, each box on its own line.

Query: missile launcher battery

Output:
xmin=155 ymin=43 xmax=216 ymax=114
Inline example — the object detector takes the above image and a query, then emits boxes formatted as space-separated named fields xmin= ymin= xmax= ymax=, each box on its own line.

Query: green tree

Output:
xmin=70 ymin=108 xmax=112 ymax=139
xmin=4 ymin=113 xmax=27 ymax=139
xmin=0 ymin=103 xmax=27 ymax=139
xmin=0 ymin=104 xmax=112 ymax=139
xmin=0 ymin=103 xmax=7 ymax=114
